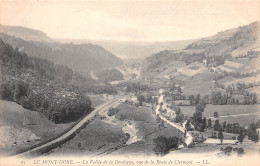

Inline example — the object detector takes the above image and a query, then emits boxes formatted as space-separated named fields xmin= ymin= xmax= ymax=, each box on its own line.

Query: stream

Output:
xmin=99 ymin=104 xmax=142 ymax=145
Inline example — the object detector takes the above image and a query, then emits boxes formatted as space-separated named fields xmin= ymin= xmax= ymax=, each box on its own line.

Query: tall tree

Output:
xmin=237 ymin=129 xmax=245 ymax=144
xmin=202 ymin=117 xmax=207 ymax=130
xmin=222 ymin=121 xmax=227 ymax=131
xmin=214 ymin=120 xmax=221 ymax=131
xmin=193 ymin=111 xmax=202 ymax=131
xmin=218 ymin=129 xmax=224 ymax=144
xmin=208 ymin=118 xmax=212 ymax=128
xmin=247 ymin=123 xmax=259 ymax=142
xmin=213 ymin=112 xmax=219 ymax=118
xmin=138 ymin=95 xmax=145 ymax=106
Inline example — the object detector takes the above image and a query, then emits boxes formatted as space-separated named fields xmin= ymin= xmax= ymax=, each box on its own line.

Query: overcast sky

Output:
xmin=0 ymin=0 xmax=259 ymax=42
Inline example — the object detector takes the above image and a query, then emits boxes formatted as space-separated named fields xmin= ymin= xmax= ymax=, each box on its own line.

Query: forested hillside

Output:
xmin=0 ymin=39 xmax=116 ymax=123
xmin=96 ymin=69 xmax=124 ymax=82
xmin=0 ymin=33 xmax=122 ymax=75
xmin=0 ymin=24 xmax=54 ymax=43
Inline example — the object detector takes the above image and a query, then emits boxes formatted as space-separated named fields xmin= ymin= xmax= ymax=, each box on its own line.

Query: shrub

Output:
xmin=222 ymin=146 xmax=233 ymax=155
xmin=107 ymin=108 xmax=119 ymax=116
xmin=237 ymin=148 xmax=245 ymax=155
xmin=153 ymin=136 xmax=182 ymax=156
xmin=116 ymin=114 xmax=126 ymax=121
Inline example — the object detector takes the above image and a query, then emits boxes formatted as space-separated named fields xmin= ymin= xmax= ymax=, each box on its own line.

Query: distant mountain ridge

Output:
xmin=58 ymin=39 xmax=197 ymax=61
xmin=0 ymin=31 xmax=122 ymax=75
xmin=143 ymin=21 xmax=260 ymax=72
xmin=184 ymin=21 xmax=259 ymax=57
xmin=0 ymin=24 xmax=54 ymax=43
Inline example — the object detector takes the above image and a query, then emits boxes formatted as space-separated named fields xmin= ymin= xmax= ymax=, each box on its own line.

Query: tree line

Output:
xmin=214 ymin=70 xmax=259 ymax=81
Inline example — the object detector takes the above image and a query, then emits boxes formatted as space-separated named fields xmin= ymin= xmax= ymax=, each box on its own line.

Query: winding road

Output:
xmin=155 ymin=89 xmax=193 ymax=147
xmin=13 ymin=99 xmax=120 ymax=158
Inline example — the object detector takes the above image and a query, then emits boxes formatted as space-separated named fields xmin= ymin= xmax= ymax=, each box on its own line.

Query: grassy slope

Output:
xmin=0 ymin=100 xmax=72 ymax=155
xmin=46 ymin=119 xmax=126 ymax=156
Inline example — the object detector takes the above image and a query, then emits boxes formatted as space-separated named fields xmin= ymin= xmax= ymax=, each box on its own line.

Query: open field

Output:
xmin=177 ymin=62 xmax=208 ymax=77
xmin=180 ymin=70 xmax=219 ymax=96
xmin=46 ymin=119 xmax=126 ymax=156
xmin=203 ymin=104 xmax=260 ymax=126
xmin=203 ymin=104 xmax=260 ymax=117
xmin=216 ymin=114 xmax=259 ymax=126
xmin=217 ymin=57 xmax=260 ymax=74
xmin=218 ymin=76 xmax=260 ymax=87
xmin=190 ymin=129 xmax=238 ymax=140
xmin=179 ymin=106 xmax=195 ymax=117
xmin=182 ymin=78 xmax=215 ymax=96
xmin=0 ymin=100 xmax=72 ymax=156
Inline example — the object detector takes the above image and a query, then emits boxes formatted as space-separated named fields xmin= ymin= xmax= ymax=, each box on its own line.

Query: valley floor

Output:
xmin=45 ymin=103 xmax=184 ymax=157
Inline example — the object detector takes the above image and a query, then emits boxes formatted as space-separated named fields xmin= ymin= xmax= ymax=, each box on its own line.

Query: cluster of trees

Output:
xmin=136 ymin=93 xmax=153 ymax=106
xmin=117 ymin=82 xmax=151 ymax=93
xmin=166 ymin=106 xmax=185 ymax=123
xmin=71 ymin=74 xmax=117 ymax=94
xmin=235 ymin=50 xmax=259 ymax=59
xmin=0 ymin=79 xmax=92 ymax=124
xmin=171 ymin=92 xmax=186 ymax=101
xmin=107 ymin=108 xmax=120 ymax=116
xmin=210 ymin=120 xmax=259 ymax=143
xmin=220 ymin=146 xmax=245 ymax=156
xmin=0 ymin=39 xmax=95 ymax=123
xmin=96 ymin=69 xmax=124 ymax=82
xmin=204 ymin=55 xmax=228 ymax=67
xmin=210 ymin=91 xmax=257 ymax=105
xmin=191 ymin=97 xmax=208 ymax=131
xmin=188 ymin=94 xmax=203 ymax=106
xmin=216 ymin=82 xmax=260 ymax=96
xmin=247 ymin=122 xmax=260 ymax=142
xmin=170 ymin=88 xmax=257 ymax=107
xmin=153 ymin=136 xmax=183 ymax=155
xmin=211 ymin=120 xmax=245 ymax=134
xmin=214 ymin=70 xmax=259 ymax=80
xmin=225 ymin=83 xmax=259 ymax=104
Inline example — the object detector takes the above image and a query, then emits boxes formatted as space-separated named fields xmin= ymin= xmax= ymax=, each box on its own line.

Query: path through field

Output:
xmin=208 ymin=112 xmax=258 ymax=119
xmin=155 ymin=89 xmax=193 ymax=147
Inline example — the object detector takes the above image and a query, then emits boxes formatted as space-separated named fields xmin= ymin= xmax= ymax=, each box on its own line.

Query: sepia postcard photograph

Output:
xmin=0 ymin=0 xmax=260 ymax=165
